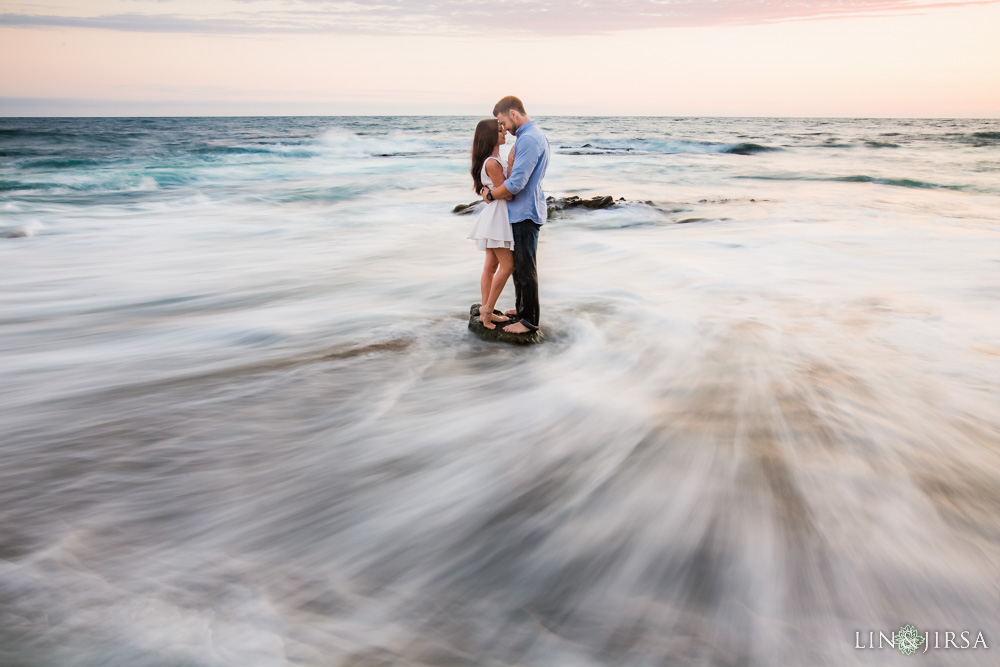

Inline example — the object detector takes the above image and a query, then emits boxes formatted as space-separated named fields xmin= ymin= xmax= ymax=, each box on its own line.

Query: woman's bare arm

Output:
xmin=485 ymin=159 xmax=513 ymax=200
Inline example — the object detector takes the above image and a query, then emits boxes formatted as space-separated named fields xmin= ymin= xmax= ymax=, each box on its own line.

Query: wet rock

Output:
xmin=676 ymin=217 xmax=732 ymax=225
xmin=452 ymin=201 xmax=483 ymax=215
xmin=697 ymin=197 xmax=767 ymax=204
xmin=1 ymin=229 xmax=29 ymax=238
xmin=453 ymin=195 xmax=619 ymax=218
xmin=547 ymin=194 xmax=616 ymax=211
xmin=468 ymin=304 xmax=543 ymax=345
xmin=545 ymin=195 xmax=617 ymax=217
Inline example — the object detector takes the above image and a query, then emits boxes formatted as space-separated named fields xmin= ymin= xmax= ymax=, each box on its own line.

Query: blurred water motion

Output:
xmin=1 ymin=117 xmax=999 ymax=666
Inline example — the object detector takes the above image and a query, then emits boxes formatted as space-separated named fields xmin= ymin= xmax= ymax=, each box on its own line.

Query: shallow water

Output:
xmin=1 ymin=116 xmax=999 ymax=666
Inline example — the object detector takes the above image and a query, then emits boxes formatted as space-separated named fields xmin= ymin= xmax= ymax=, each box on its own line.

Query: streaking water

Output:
xmin=1 ymin=116 xmax=999 ymax=666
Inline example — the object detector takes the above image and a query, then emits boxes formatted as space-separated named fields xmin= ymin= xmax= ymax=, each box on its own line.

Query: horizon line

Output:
xmin=2 ymin=114 xmax=999 ymax=120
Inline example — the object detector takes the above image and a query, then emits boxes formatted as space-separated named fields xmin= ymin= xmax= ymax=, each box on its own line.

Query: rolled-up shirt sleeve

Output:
xmin=503 ymin=135 xmax=540 ymax=195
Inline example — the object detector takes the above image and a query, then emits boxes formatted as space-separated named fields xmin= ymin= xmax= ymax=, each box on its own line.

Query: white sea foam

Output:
xmin=1 ymin=116 xmax=999 ymax=667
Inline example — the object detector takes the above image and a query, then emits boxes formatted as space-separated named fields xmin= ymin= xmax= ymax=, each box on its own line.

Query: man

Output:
xmin=480 ymin=95 xmax=550 ymax=334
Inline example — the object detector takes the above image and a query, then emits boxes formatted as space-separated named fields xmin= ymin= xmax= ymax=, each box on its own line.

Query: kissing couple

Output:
xmin=467 ymin=95 xmax=551 ymax=334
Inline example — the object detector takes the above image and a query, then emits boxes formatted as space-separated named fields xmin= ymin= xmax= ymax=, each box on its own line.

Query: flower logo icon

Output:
xmin=897 ymin=625 xmax=925 ymax=655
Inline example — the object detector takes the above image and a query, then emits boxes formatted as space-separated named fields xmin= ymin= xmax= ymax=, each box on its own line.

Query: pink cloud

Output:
xmin=2 ymin=0 xmax=997 ymax=36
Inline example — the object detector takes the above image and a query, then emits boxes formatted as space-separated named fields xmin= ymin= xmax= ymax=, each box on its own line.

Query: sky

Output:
xmin=1 ymin=0 xmax=998 ymax=117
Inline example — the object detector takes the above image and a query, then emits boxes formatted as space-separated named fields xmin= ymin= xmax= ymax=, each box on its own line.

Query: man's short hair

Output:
xmin=493 ymin=96 xmax=526 ymax=117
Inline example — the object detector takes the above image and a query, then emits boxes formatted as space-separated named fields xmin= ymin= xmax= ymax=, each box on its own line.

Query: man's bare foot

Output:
xmin=503 ymin=321 xmax=533 ymax=334
xmin=504 ymin=309 xmax=517 ymax=317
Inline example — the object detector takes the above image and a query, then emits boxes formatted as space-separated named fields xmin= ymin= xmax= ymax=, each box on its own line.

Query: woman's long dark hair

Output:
xmin=471 ymin=119 xmax=499 ymax=193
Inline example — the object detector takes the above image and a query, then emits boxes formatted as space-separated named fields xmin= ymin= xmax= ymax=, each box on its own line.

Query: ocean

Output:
xmin=1 ymin=116 xmax=999 ymax=666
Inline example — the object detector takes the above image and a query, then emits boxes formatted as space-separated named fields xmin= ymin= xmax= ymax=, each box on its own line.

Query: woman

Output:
xmin=468 ymin=119 xmax=515 ymax=329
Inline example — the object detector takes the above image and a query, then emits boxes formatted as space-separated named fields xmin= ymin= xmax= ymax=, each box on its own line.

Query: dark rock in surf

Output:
xmin=548 ymin=195 xmax=615 ymax=210
xmin=468 ymin=304 xmax=543 ymax=345
xmin=452 ymin=201 xmax=484 ymax=215
xmin=545 ymin=195 xmax=617 ymax=217
xmin=453 ymin=195 xmax=619 ymax=218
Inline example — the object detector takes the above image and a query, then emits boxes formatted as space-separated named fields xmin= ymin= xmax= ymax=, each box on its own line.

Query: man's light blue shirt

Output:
xmin=503 ymin=120 xmax=550 ymax=225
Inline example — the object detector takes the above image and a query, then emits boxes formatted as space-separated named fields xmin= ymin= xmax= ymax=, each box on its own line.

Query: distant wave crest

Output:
xmin=737 ymin=173 xmax=966 ymax=191
xmin=559 ymin=138 xmax=781 ymax=156
xmin=722 ymin=143 xmax=779 ymax=155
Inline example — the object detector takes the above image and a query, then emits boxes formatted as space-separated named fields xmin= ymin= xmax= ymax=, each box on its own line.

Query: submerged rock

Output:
xmin=453 ymin=195 xmax=619 ymax=218
xmin=468 ymin=304 xmax=543 ymax=345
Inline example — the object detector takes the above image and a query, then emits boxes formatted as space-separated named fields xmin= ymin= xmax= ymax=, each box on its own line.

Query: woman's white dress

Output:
xmin=468 ymin=156 xmax=513 ymax=251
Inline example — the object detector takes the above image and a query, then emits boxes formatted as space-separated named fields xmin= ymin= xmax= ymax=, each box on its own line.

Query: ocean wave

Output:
xmin=736 ymin=173 xmax=965 ymax=191
xmin=967 ymin=131 xmax=1000 ymax=147
xmin=190 ymin=144 xmax=322 ymax=160
xmin=0 ymin=220 xmax=42 ymax=238
xmin=0 ymin=174 xmax=161 ymax=195
xmin=17 ymin=157 xmax=110 ymax=170
xmin=317 ymin=128 xmax=459 ymax=158
xmin=0 ymin=126 xmax=148 ymax=150
xmin=0 ymin=127 xmax=65 ymax=139
xmin=276 ymin=184 xmax=378 ymax=204
xmin=930 ymin=131 xmax=1000 ymax=148
xmin=146 ymin=170 xmax=200 ymax=188
xmin=556 ymin=138 xmax=781 ymax=156
xmin=723 ymin=143 xmax=779 ymax=155
xmin=831 ymin=175 xmax=964 ymax=190
xmin=0 ymin=180 xmax=55 ymax=193
xmin=2 ymin=116 xmax=999 ymax=667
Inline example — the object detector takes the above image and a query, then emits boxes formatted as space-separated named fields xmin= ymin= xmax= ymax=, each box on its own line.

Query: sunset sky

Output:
xmin=1 ymin=0 xmax=998 ymax=117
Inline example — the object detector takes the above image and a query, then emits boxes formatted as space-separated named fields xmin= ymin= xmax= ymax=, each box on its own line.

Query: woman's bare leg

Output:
xmin=481 ymin=248 xmax=514 ymax=329
xmin=480 ymin=249 xmax=499 ymax=309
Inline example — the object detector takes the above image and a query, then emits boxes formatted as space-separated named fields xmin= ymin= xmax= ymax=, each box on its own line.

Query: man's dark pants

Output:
xmin=510 ymin=219 xmax=541 ymax=330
